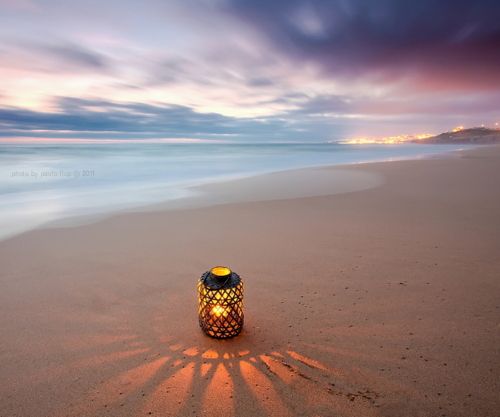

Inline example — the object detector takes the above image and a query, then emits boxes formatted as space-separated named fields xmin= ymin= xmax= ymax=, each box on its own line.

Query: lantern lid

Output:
xmin=202 ymin=266 xmax=241 ymax=290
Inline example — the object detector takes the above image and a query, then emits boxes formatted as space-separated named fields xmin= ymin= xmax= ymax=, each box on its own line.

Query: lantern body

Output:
xmin=198 ymin=267 xmax=244 ymax=339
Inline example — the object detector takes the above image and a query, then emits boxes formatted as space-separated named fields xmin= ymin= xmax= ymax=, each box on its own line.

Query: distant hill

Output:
xmin=413 ymin=127 xmax=500 ymax=144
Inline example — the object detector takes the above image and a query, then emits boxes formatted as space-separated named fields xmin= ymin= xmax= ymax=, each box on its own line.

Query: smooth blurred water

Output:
xmin=0 ymin=142 xmax=469 ymax=239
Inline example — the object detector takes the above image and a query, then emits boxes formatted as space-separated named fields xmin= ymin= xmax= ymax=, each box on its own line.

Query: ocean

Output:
xmin=0 ymin=142 xmax=469 ymax=239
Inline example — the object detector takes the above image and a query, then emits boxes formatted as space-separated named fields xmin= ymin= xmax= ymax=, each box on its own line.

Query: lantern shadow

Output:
xmin=47 ymin=319 xmax=398 ymax=417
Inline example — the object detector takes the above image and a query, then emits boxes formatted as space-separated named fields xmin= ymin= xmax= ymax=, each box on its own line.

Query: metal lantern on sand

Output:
xmin=198 ymin=266 xmax=244 ymax=339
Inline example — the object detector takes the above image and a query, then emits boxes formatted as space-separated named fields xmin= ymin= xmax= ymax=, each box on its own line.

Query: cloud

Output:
xmin=40 ymin=43 xmax=109 ymax=70
xmin=11 ymin=40 xmax=112 ymax=73
xmin=0 ymin=97 xmax=304 ymax=140
xmin=0 ymin=39 xmax=112 ymax=80
xmin=246 ymin=76 xmax=277 ymax=87
xmin=223 ymin=0 xmax=500 ymax=90
xmin=266 ymin=89 xmax=500 ymax=118
xmin=0 ymin=98 xmax=230 ymax=137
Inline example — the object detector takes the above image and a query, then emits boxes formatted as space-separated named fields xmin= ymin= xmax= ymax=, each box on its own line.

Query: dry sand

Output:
xmin=0 ymin=145 xmax=499 ymax=417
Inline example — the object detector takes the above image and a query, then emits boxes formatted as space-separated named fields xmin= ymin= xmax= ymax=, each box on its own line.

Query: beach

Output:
xmin=0 ymin=145 xmax=499 ymax=417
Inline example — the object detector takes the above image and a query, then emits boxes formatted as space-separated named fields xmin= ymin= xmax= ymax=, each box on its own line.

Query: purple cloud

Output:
xmin=223 ymin=0 xmax=500 ymax=90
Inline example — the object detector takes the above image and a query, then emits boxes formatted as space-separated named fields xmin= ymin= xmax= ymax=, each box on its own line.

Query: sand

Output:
xmin=0 ymin=146 xmax=499 ymax=417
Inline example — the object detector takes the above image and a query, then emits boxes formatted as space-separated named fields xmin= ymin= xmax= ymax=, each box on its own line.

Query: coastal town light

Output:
xmin=198 ymin=266 xmax=244 ymax=339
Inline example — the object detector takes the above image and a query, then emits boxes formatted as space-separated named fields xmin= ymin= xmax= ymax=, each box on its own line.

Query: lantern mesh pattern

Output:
xmin=198 ymin=270 xmax=244 ymax=339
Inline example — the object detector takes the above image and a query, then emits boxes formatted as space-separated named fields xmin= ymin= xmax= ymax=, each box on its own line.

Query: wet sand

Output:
xmin=0 ymin=145 xmax=499 ymax=417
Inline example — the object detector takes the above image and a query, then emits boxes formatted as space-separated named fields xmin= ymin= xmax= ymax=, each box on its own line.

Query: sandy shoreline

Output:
xmin=0 ymin=145 xmax=499 ymax=417
xmin=0 ymin=144 xmax=470 ymax=241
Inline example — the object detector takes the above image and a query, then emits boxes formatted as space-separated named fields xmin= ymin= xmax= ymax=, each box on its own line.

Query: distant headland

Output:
xmin=341 ymin=126 xmax=500 ymax=145
xmin=412 ymin=127 xmax=500 ymax=144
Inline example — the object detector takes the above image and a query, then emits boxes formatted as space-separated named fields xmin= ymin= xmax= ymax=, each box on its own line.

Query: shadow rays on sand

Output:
xmin=48 ymin=316 xmax=387 ymax=417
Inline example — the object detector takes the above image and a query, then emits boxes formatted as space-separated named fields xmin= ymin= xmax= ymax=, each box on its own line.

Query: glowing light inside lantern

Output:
xmin=211 ymin=305 xmax=226 ymax=317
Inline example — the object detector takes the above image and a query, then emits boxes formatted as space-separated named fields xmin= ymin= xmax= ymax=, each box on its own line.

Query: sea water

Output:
xmin=0 ymin=142 xmax=470 ymax=239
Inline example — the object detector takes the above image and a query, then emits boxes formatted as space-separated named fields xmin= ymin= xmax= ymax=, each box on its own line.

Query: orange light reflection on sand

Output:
xmin=201 ymin=362 xmax=212 ymax=377
xmin=260 ymin=354 xmax=295 ymax=384
xmin=202 ymin=349 xmax=219 ymax=359
xmin=239 ymin=360 xmax=293 ymax=417
xmin=142 ymin=361 xmax=195 ymax=416
xmin=287 ymin=350 xmax=328 ymax=371
xmin=48 ymin=323 xmax=382 ymax=417
xmin=183 ymin=347 xmax=199 ymax=357
xmin=203 ymin=363 xmax=234 ymax=416
xmin=77 ymin=356 xmax=169 ymax=412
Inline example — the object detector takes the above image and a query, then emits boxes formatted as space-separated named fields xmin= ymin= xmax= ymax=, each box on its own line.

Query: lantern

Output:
xmin=198 ymin=266 xmax=244 ymax=339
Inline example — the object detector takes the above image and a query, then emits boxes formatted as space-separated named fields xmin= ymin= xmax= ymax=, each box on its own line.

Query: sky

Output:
xmin=0 ymin=0 xmax=499 ymax=142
